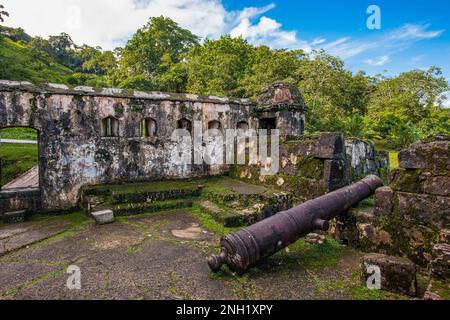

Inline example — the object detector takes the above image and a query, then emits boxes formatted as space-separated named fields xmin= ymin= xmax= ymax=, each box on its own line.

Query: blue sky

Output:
xmin=223 ymin=0 xmax=450 ymax=81
xmin=3 ymin=0 xmax=450 ymax=88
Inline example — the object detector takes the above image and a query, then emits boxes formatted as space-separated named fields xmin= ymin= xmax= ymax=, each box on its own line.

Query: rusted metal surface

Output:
xmin=208 ymin=175 xmax=384 ymax=274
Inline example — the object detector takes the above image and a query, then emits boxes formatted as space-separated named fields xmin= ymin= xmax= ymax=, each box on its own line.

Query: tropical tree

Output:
xmin=0 ymin=4 xmax=9 ymax=23
xmin=185 ymin=36 xmax=253 ymax=97
xmin=364 ymin=67 xmax=449 ymax=148
xmin=118 ymin=16 xmax=199 ymax=91
xmin=240 ymin=46 xmax=304 ymax=98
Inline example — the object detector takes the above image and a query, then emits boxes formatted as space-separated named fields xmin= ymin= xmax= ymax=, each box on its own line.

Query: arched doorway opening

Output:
xmin=0 ymin=127 xmax=40 ymax=190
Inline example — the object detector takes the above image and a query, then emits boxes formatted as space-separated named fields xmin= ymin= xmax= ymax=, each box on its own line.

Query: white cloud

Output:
xmin=230 ymin=16 xmax=311 ymax=51
xmin=390 ymin=24 xmax=444 ymax=41
xmin=1 ymin=0 xmax=445 ymax=63
xmin=2 ymin=0 xmax=275 ymax=49
xmin=319 ymin=23 xmax=444 ymax=60
xmin=311 ymin=37 xmax=326 ymax=46
xmin=322 ymin=37 xmax=373 ymax=59
xmin=365 ymin=55 xmax=390 ymax=66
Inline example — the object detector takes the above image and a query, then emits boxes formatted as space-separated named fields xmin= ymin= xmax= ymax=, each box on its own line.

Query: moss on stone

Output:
xmin=390 ymin=168 xmax=422 ymax=193
xmin=113 ymin=199 xmax=195 ymax=216
xmin=128 ymin=99 xmax=144 ymax=113
xmin=113 ymin=103 xmax=124 ymax=118
xmin=191 ymin=203 xmax=237 ymax=236
xmin=296 ymin=156 xmax=324 ymax=180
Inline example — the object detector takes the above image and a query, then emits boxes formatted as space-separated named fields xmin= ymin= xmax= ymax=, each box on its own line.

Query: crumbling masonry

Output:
xmin=0 ymin=80 xmax=388 ymax=216
xmin=0 ymin=81 xmax=309 ymax=213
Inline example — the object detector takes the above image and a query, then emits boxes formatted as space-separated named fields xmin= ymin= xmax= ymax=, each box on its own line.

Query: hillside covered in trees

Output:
xmin=0 ymin=15 xmax=449 ymax=149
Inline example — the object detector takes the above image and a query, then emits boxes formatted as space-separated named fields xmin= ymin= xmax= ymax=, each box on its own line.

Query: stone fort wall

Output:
xmin=0 ymin=81 xmax=305 ymax=212
xmin=0 ymin=80 xmax=387 ymax=215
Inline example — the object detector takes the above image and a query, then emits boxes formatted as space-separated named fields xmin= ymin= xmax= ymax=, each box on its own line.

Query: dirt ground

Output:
xmin=0 ymin=210 xmax=409 ymax=300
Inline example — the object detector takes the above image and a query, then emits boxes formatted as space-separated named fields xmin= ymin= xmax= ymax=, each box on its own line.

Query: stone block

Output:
xmin=423 ymin=291 xmax=443 ymax=300
xmin=3 ymin=210 xmax=27 ymax=224
xmin=282 ymin=132 xmax=345 ymax=160
xmin=352 ymin=209 xmax=378 ymax=224
xmin=395 ymin=192 xmax=450 ymax=230
xmin=91 ymin=209 xmax=115 ymax=225
xmin=305 ymin=233 xmax=326 ymax=245
xmin=430 ymin=243 xmax=450 ymax=280
xmin=390 ymin=168 xmax=449 ymax=197
xmin=357 ymin=223 xmax=393 ymax=249
xmin=440 ymin=229 xmax=450 ymax=244
xmin=374 ymin=186 xmax=393 ymax=217
xmin=423 ymin=175 xmax=450 ymax=197
xmin=324 ymin=159 xmax=346 ymax=191
xmin=361 ymin=253 xmax=417 ymax=297
xmin=398 ymin=140 xmax=449 ymax=172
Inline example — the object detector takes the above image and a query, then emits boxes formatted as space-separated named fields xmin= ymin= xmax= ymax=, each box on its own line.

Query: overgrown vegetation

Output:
xmin=0 ymin=142 xmax=38 ymax=186
xmin=0 ymin=127 xmax=38 ymax=140
xmin=1 ymin=12 xmax=449 ymax=149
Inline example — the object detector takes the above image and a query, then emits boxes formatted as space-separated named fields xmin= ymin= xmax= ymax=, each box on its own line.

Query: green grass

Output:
xmin=83 ymin=177 xmax=218 ymax=195
xmin=0 ymin=127 xmax=38 ymax=140
xmin=322 ymin=271 xmax=407 ymax=300
xmin=389 ymin=152 xmax=399 ymax=170
xmin=286 ymin=238 xmax=346 ymax=269
xmin=191 ymin=203 xmax=238 ymax=236
xmin=0 ymin=36 xmax=73 ymax=84
xmin=374 ymin=140 xmax=399 ymax=171
xmin=0 ymin=142 xmax=38 ymax=186
xmin=243 ymin=238 xmax=347 ymax=276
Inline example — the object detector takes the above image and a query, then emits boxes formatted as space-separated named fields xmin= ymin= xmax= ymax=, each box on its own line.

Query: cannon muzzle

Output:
xmin=207 ymin=175 xmax=384 ymax=274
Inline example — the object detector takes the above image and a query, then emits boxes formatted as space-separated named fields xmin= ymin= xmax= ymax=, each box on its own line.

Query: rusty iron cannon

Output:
xmin=207 ymin=175 xmax=384 ymax=274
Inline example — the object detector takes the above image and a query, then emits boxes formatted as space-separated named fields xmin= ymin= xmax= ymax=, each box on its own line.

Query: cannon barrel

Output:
xmin=207 ymin=175 xmax=384 ymax=274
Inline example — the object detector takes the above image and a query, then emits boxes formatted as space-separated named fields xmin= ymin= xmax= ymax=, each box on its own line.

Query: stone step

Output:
xmin=81 ymin=183 xmax=203 ymax=210
xmin=199 ymin=200 xmax=258 ymax=228
xmin=2 ymin=210 xmax=27 ymax=224
xmin=93 ymin=199 xmax=195 ymax=217
xmin=91 ymin=210 xmax=115 ymax=225
xmin=202 ymin=182 xmax=291 ymax=209
xmin=199 ymin=200 xmax=271 ymax=228
xmin=111 ymin=188 xmax=201 ymax=204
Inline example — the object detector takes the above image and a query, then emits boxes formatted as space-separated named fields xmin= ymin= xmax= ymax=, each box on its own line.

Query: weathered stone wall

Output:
xmin=332 ymin=135 xmax=449 ymax=273
xmin=0 ymin=80 xmax=388 ymax=214
xmin=229 ymin=132 xmax=347 ymax=203
xmin=345 ymin=137 xmax=389 ymax=183
xmin=375 ymin=135 xmax=449 ymax=272
xmin=0 ymin=187 xmax=41 ymax=216
xmin=0 ymin=81 xmax=264 ymax=211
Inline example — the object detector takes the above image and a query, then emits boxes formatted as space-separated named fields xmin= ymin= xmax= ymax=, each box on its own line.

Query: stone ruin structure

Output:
xmin=332 ymin=135 xmax=449 ymax=281
xmin=1 ymin=78 xmax=448 ymax=298
xmin=0 ymin=80 xmax=309 ymax=214
xmin=0 ymin=80 xmax=390 ymax=217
